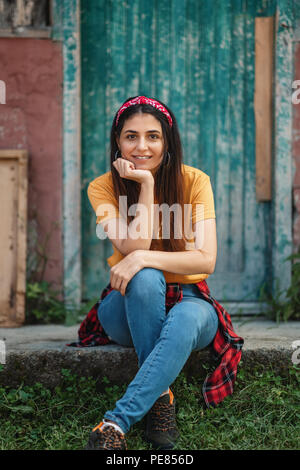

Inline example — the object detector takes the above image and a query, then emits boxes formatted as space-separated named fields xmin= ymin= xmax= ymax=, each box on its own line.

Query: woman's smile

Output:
xmin=133 ymin=155 xmax=152 ymax=160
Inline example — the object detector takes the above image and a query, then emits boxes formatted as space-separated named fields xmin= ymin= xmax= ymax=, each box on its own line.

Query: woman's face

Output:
xmin=116 ymin=113 xmax=165 ymax=171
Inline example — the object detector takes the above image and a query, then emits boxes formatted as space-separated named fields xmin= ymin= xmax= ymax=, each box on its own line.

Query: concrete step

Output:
xmin=0 ymin=317 xmax=299 ymax=390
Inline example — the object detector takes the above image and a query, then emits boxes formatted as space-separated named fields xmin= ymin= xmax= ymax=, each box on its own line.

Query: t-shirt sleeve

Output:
xmin=191 ymin=175 xmax=216 ymax=224
xmin=87 ymin=179 xmax=121 ymax=225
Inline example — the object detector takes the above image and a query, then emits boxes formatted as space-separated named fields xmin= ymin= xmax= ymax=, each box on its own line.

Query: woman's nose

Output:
xmin=136 ymin=137 xmax=148 ymax=151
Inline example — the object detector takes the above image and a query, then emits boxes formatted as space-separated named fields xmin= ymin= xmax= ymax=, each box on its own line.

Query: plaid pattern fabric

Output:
xmin=67 ymin=280 xmax=244 ymax=408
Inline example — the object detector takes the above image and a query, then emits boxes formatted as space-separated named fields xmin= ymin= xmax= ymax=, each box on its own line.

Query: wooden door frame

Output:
xmin=57 ymin=0 xmax=293 ymax=307
xmin=272 ymin=0 xmax=293 ymax=301
xmin=0 ymin=150 xmax=28 ymax=326
xmin=52 ymin=0 xmax=82 ymax=309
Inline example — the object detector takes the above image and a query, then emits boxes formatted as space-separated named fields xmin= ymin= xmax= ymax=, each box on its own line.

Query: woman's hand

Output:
xmin=110 ymin=250 xmax=146 ymax=296
xmin=112 ymin=157 xmax=154 ymax=185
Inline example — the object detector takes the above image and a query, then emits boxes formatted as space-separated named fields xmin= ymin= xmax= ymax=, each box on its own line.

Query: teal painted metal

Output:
xmin=50 ymin=0 xmax=82 ymax=311
xmin=81 ymin=0 xmax=109 ymax=299
xmin=293 ymin=0 xmax=300 ymax=39
xmin=272 ymin=0 xmax=293 ymax=299
xmin=51 ymin=0 xmax=63 ymax=41
xmin=248 ymin=0 xmax=277 ymax=16
xmin=81 ymin=0 xmax=293 ymax=313
xmin=61 ymin=0 xmax=82 ymax=311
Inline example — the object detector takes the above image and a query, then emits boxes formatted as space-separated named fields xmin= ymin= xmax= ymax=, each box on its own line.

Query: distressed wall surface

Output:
xmin=81 ymin=0 xmax=278 ymax=307
xmin=293 ymin=42 xmax=300 ymax=252
xmin=0 ymin=39 xmax=63 ymax=293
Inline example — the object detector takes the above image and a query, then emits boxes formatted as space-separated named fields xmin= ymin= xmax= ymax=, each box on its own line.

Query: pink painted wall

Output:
xmin=0 ymin=39 xmax=63 ymax=294
xmin=292 ymin=42 xmax=300 ymax=254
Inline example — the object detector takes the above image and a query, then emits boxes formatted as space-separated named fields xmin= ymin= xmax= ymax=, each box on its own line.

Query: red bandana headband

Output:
xmin=116 ymin=96 xmax=173 ymax=127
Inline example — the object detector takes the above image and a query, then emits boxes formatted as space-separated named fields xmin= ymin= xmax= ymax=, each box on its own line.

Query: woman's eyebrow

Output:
xmin=124 ymin=129 xmax=161 ymax=134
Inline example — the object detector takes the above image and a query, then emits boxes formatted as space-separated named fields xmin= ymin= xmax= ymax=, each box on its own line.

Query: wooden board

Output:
xmin=0 ymin=150 xmax=28 ymax=327
xmin=0 ymin=0 xmax=50 ymax=38
xmin=254 ymin=16 xmax=274 ymax=202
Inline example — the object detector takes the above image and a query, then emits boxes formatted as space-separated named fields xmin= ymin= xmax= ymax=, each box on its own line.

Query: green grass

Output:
xmin=0 ymin=365 xmax=299 ymax=450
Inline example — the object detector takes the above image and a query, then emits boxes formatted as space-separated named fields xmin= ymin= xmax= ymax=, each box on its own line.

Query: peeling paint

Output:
xmin=272 ymin=0 xmax=293 ymax=298
xmin=80 ymin=0 xmax=287 ymax=307
xmin=62 ymin=0 xmax=82 ymax=308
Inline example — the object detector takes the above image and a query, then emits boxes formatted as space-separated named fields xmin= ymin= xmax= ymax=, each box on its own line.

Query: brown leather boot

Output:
xmin=145 ymin=389 xmax=180 ymax=449
xmin=85 ymin=421 xmax=127 ymax=450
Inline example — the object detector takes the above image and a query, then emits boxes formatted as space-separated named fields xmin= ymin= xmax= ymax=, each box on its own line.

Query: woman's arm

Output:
xmin=121 ymin=177 xmax=155 ymax=254
xmin=102 ymin=177 xmax=155 ymax=256
xmin=141 ymin=218 xmax=217 ymax=275
xmin=142 ymin=219 xmax=217 ymax=274
xmin=101 ymin=159 xmax=155 ymax=256
xmin=142 ymin=249 xmax=213 ymax=275
xmin=109 ymin=218 xmax=217 ymax=295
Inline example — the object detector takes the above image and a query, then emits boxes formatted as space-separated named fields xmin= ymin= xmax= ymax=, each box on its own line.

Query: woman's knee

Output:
xmin=97 ymin=292 xmax=133 ymax=347
xmin=191 ymin=302 xmax=219 ymax=350
xmin=166 ymin=302 xmax=218 ymax=351
xmin=158 ymin=307 xmax=197 ymax=353
xmin=126 ymin=268 xmax=166 ymax=296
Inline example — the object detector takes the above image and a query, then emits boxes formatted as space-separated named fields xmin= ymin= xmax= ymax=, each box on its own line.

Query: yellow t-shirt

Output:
xmin=87 ymin=163 xmax=216 ymax=284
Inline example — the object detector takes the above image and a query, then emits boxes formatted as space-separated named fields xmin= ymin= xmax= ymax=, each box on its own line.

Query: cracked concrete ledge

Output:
xmin=0 ymin=318 xmax=299 ymax=389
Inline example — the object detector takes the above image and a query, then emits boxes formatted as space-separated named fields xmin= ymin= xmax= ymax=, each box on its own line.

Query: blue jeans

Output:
xmin=97 ymin=268 xmax=218 ymax=434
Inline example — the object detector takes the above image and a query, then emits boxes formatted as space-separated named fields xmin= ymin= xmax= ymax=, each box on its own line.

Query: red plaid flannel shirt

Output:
xmin=67 ymin=280 xmax=244 ymax=408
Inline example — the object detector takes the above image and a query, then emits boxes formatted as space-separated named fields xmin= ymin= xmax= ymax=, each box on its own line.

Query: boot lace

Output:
xmin=148 ymin=399 xmax=177 ymax=433
xmin=87 ymin=426 xmax=127 ymax=450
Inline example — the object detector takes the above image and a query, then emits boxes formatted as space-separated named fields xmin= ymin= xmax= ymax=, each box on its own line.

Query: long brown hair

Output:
xmin=110 ymin=96 xmax=188 ymax=252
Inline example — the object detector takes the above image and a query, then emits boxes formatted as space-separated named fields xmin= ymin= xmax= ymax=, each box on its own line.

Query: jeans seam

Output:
xmin=121 ymin=307 xmax=174 ymax=416
xmin=194 ymin=307 xmax=218 ymax=351
xmin=98 ymin=291 xmax=134 ymax=346
xmin=124 ymin=277 xmax=166 ymax=365
xmin=103 ymin=279 xmax=215 ymax=431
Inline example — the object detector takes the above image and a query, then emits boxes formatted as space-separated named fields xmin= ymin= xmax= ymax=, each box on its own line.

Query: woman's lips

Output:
xmin=133 ymin=156 xmax=152 ymax=159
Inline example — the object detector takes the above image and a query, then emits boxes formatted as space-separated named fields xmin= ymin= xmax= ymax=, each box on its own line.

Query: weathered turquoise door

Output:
xmin=81 ymin=0 xmax=289 ymax=313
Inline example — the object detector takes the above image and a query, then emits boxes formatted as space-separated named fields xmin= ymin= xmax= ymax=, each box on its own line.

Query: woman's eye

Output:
xmin=126 ymin=134 xmax=158 ymax=140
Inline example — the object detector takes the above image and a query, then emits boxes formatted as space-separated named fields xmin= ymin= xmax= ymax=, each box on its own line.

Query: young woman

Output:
xmin=84 ymin=96 xmax=243 ymax=450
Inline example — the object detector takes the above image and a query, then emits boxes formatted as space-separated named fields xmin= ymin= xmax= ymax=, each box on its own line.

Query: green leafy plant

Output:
xmin=25 ymin=220 xmax=67 ymax=324
xmin=25 ymin=280 xmax=99 ymax=325
xmin=259 ymin=249 xmax=300 ymax=322
xmin=25 ymin=281 xmax=67 ymax=324
xmin=25 ymin=221 xmax=98 ymax=325
xmin=0 ymin=367 xmax=299 ymax=450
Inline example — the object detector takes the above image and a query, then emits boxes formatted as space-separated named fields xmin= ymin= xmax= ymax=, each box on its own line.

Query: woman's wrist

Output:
xmin=132 ymin=249 xmax=149 ymax=269
xmin=140 ymin=175 xmax=154 ymax=187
